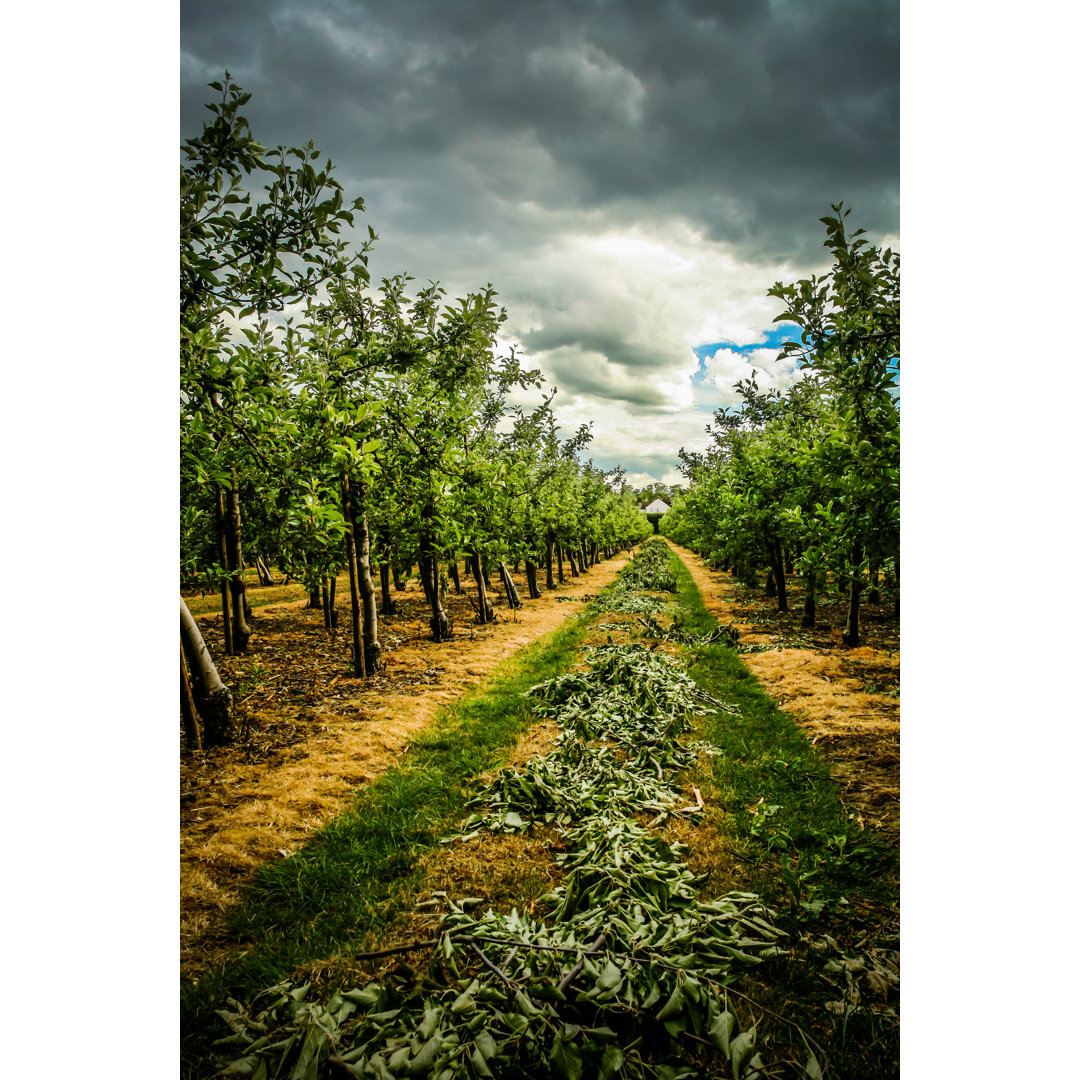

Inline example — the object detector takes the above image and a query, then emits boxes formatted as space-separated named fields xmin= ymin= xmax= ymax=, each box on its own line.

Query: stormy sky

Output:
xmin=181 ymin=0 xmax=899 ymax=486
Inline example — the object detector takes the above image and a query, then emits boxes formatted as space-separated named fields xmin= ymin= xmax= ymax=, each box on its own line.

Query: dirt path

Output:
xmin=181 ymin=553 xmax=632 ymax=975
xmin=666 ymin=542 xmax=899 ymax=840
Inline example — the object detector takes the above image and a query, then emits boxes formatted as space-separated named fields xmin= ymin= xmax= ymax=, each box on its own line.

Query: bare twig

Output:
xmin=556 ymin=932 xmax=606 ymax=994
xmin=470 ymin=942 xmax=517 ymax=993
xmin=452 ymin=933 xmax=579 ymax=955
xmin=351 ymin=939 xmax=437 ymax=961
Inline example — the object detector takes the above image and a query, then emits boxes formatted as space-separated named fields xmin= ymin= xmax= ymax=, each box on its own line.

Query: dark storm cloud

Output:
xmin=182 ymin=0 xmax=897 ymax=255
xmin=181 ymin=0 xmax=897 ymax=480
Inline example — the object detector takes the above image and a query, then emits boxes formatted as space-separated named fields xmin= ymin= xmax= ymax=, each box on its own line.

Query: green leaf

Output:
xmin=474 ymin=1029 xmax=497 ymax=1060
xmin=596 ymin=960 xmax=623 ymax=992
xmin=731 ymin=1027 xmax=757 ymax=1080
xmin=655 ymin=983 xmax=685 ymax=1022
xmin=803 ymin=1051 xmax=823 ymax=1080
xmin=598 ymin=1044 xmax=625 ymax=1078
xmin=470 ymin=1047 xmax=495 ymax=1078
xmin=551 ymin=1036 xmax=583 ymax=1080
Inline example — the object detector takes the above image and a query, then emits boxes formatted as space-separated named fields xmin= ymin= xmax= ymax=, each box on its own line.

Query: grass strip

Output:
xmin=181 ymin=566 xmax=622 ymax=1074
xmin=667 ymin=550 xmax=897 ymax=906
xmin=664 ymin=547 xmax=899 ymax=1077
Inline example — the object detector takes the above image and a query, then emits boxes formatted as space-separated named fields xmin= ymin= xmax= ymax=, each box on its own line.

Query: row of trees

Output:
xmin=662 ymin=205 xmax=899 ymax=647
xmin=180 ymin=77 xmax=650 ymax=747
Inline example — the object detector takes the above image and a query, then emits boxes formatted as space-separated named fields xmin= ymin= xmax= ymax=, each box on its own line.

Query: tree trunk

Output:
xmin=342 ymin=477 xmax=367 ymax=677
xmin=842 ymin=540 xmax=864 ymax=648
xmin=867 ymin=559 xmax=881 ymax=605
xmin=224 ymin=479 xmax=251 ymax=653
xmin=556 ymin=542 xmax=565 ymax=583
xmin=307 ymin=585 xmax=322 ymax=609
xmin=499 ymin=562 xmax=522 ymax=608
xmin=180 ymin=645 xmax=202 ymax=751
xmin=525 ymin=559 xmax=542 ymax=600
xmin=784 ymin=549 xmax=794 ymax=576
xmin=764 ymin=569 xmax=776 ymax=597
xmin=180 ymin=597 xmax=234 ymax=745
xmin=447 ymin=555 xmax=462 ymax=594
xmin=418 ymin=532 xmax=451 ymax=641
xmin=379 ymin=562 xmax=396 ymax=616
xmin=329 ymin=575 xmax=338 ymax=627
xmin=392 ymin=560 xmax=405 ymax=591
xmin=566 ymin=548 xmax=579 ymax=577
xmin=353 ymin=496 xmax=381 ymax=673
xmin=255 ymin=554 xmax=275 ymax=587
xmin=214 ymin=487 xmax=234 ymax=655
xmin=801 ymin=572 xmax=816 ymax=629
xmin=546 ymin=528 xmax=556 ymax=589
xmin=470 ymin=551 xmax=495 ymax=623
xmin=770 ymin=538 xmax=788 ymax=614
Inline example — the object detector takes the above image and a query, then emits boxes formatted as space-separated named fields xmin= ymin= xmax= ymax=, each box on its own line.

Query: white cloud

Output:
xmin=700 ymin=345 xmax=805 ymax=406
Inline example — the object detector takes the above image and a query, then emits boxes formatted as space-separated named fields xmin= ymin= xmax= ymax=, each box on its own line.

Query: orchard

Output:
xmin=180 ymin=80 xmax=899 ymax=1080
xmin=663 ymin=206 xmax=899 ymax=649
xmin=180 ymin=78 xmax=651 ymax=748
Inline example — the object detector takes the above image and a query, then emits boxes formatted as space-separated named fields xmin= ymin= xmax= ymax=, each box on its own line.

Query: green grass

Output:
xmin=181 ymin=581 xmax=615 ymax=1076
xmin=666 ymin=547 xmax=900 ymax=1077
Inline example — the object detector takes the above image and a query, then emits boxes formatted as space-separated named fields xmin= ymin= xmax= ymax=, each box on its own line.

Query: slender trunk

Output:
xmin=784 ymin=548 xmax=794 ymax=576
xmin=470 ymin=551 xmax=494 ymax=623
xmin=764 ymin=569 xmax=776 ymax=597
xmin=447 ymin=555 xmax=462 ymax=594
xmin=556 ymin=542 xmax=565 ymax=583
xmin=771 ymin=538 xmax=788 ymax=614
xmin=500 ymin=561 xmax=522 ymax=608
xmin=255 ymin=554 xmax=275 ymax=587
xmin=418 ymin=531 xmax=451 ymax=641
xmin=842 ymin=539 xmax=864 ymax=647
xmin=225 ymin=479 xmax=251 ymax=653
xmin=353 ymin=495 xmax=381 ymax=673
xmin=482 ymin=557 xmax=493 ymax=589
xmin=392 ymin=560 xmax=405 ymax=591
xmin=546 ymin=528 xmax=556 ymax=589
xmin=307 ymin=587 xmax=322 ymax=609
xmin=180 ymin=645 xmax=202 ymax=751
xmin=566 ymin=548 xmax=578 ymax=577
xmin=525 ymin=559 xmax=542 ymax=600
xmin=214 ymin=487 xmax=234 ymax=655
xmin=379 ymin=562 xmax=396 ymax=616
xmin=329 ymin=575 xmax=338 ymax=626
xmin=180 ymin=597 xmax=234 ymax=745
xmin=801 ymin=572 xmax=816 ymax=628
xmin=323 ymin=578 xmax=332 ymax=629
xmin=342 ymin=477 xmax=367 ymax=677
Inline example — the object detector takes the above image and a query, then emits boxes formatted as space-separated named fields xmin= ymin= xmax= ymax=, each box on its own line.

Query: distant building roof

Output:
xmin=640 ymin=497 xmax=671 ymax=514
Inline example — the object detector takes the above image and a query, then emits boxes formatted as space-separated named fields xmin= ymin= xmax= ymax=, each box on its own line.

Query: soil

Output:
xmin=180 ymin=554 xmax=631 ymax=976
xmin=665 ymin=542 xmax=899 ymax=841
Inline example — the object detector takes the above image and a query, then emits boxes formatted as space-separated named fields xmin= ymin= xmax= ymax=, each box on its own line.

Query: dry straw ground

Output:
xmin=665 ymin=541 xmax=900 ymax=838
xmin=180 ymin=554 xmax=630 ymax=975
